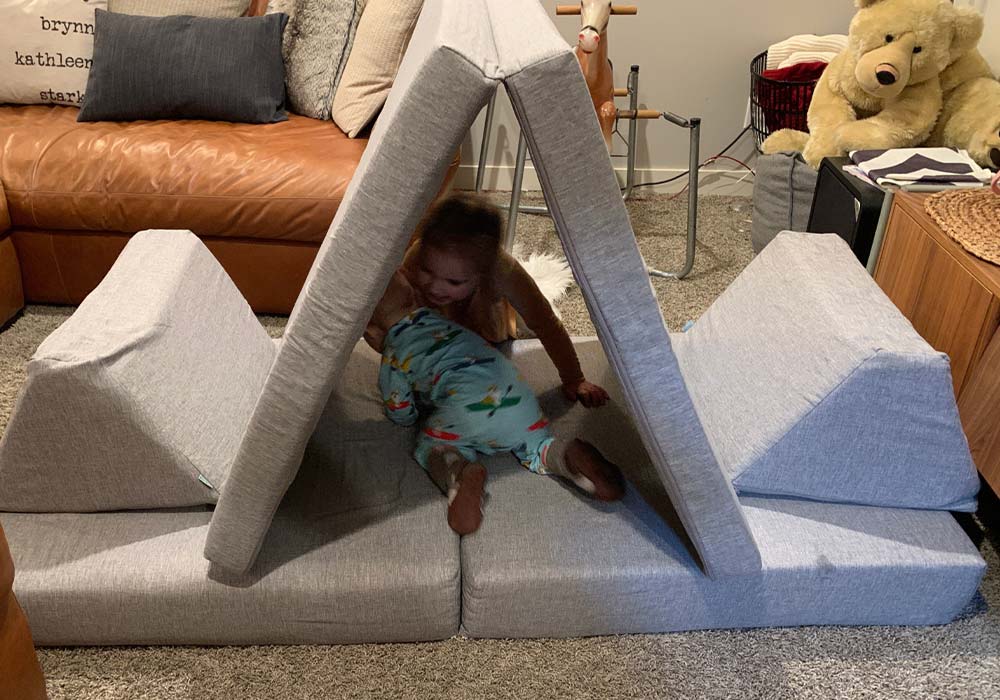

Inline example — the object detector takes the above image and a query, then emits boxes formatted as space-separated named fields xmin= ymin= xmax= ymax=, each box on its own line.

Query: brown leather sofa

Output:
xmin=0 ymin=0 xmax=458 ymax=329
xmin=1 ymin=521 xmax=46 ymax=700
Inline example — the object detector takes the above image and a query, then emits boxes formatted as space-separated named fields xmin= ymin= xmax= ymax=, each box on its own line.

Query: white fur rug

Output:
xmin=513 ymin=246 xmax=575 ymax=319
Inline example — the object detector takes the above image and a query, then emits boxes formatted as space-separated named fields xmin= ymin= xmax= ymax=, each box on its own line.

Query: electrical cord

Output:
xmin=627 ymin=124 xmax=754 ymax=191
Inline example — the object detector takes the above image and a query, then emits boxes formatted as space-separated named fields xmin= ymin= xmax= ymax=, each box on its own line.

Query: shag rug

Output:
xmin=513 ymin=246 xmax=575 ymax=317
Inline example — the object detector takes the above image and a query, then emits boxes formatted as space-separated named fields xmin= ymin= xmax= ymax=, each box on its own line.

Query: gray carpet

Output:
xmin=2 ymin=194 xmax=998 ymax=699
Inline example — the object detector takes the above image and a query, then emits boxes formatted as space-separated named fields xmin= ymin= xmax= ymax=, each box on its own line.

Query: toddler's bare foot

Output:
xmin=564 ymin=439 xmax=625 ymax=501
xmin=447 ymin=462 xmax=487 ymax=535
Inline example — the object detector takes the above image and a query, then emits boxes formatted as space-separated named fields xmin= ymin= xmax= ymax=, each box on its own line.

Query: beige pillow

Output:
xmin=332 ymin=0 xmax=423 ymax=137
xmin=108 ymin=0 xmax=251 ymax=17
xmin=0 ymin=0 xmax=109 ymax=107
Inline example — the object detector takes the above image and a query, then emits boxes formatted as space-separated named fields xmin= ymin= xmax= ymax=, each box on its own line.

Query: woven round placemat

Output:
xmin=925 ymin=188 xmax=1000 ymax=265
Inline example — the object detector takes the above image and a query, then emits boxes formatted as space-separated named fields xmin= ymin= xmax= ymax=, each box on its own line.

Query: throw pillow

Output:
xmin=332 ymin=0 xmax=422 ymax=137
xmin=77 ymin=10 xmax=288 ymax=123
xmin=268 ymin=0 xmax=367 ymax=120
xmin=0 ymin=0 xmax=109 ymax=107
xmin=107 ymin=0 xmax=251 ymax=17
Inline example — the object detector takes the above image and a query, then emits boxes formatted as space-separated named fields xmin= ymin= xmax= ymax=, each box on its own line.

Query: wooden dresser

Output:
xmin=874 ymin=192 xmax=1000 ymax=497
xmin=1 ymin=521 xmax=47 ymax=699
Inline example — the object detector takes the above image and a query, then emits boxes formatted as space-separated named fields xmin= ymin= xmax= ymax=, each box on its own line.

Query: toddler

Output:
xmin=375 ymin=273 xmax=624 ymax=534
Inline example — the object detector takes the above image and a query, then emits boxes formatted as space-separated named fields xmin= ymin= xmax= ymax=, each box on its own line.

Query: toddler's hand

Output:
xmin=563 ymin=380 xmax=610 ymax=408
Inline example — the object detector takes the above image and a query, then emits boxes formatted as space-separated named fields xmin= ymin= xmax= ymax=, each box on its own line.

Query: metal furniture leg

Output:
xmin=648 ymin=114 xmax=700 ymax=280
xmin=866 ymin=190 xmax=896 ymax=276
xmin=475 ymin=89 xmax=499 ymax=192
xmin=623 ymin=64 xmax=639 ymax=200
xmin=504 ymin=131 xmax=529 ymax=251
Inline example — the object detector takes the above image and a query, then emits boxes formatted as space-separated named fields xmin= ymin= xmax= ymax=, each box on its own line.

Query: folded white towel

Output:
xmin=777 ymin=50 xmax=839 ymax=69
xmin=766 ymin=34 xmax=848 ymax=70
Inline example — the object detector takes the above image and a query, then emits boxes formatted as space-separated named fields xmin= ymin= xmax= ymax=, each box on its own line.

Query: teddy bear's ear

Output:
xmin=951 ymin=7 xmax=984 ymax=58
xmin=854 ymin=0 xmax=883 ymax=8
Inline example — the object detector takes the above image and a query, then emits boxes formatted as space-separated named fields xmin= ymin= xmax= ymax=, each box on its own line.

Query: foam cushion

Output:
xmin=2 ymin=457 xmax=460 ymax=645
xmin=502 ymin=46 xmax=760 ymax=577
xmin=204 ymin=0 xmax=500 ymax=574
xmin=673 ymin=232 xmax=980 ymax=511
xmin=0 ymin=231 xmax=275 ymax=511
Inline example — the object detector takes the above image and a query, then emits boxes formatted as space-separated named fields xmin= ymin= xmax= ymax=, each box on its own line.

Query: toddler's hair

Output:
xmin=418 ymin=193 xmax=503 ymax=275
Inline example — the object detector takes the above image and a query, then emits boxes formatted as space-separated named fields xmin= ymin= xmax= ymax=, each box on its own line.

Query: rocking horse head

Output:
xmin=578 ymin=0 xmax=612 ymax=54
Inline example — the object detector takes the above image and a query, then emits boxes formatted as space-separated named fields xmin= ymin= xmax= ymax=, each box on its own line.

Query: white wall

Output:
xmin=459 ymin=0 xmax=859 ymax=193
xmin=978 ymin=1 xmax=999 ymax=71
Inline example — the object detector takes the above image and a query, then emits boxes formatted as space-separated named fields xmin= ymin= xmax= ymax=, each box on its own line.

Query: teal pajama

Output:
xmin=379 ymin=308 xmax=555 ymax=474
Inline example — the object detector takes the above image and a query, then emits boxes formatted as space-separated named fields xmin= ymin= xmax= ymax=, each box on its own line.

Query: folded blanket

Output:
xmin=762 ymin=61 xmax=828 ymax=83
xmin=850 ymin=148 xmax=993 ymax=188
xmin=766 ymin=34 xmax=847 ymax=70
xmin=778 ymin=50 xmax=839 ymax=69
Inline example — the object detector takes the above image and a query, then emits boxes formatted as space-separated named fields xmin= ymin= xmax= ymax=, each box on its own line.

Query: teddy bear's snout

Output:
xmin=991 ymin=148 xmax=1000 ymax=169
xmin=876 ymin=63 xmax=900 ymax=86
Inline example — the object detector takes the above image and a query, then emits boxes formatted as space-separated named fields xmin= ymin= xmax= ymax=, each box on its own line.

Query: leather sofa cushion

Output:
xmin=12 ymin=228 xmax=317 ymax=314
xmin=0 ymin=105 xmax=367 ymax=243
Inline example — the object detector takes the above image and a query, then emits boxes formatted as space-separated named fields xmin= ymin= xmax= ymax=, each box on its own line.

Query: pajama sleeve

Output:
xmin=378 ymin=353 xmax=418 ymax=426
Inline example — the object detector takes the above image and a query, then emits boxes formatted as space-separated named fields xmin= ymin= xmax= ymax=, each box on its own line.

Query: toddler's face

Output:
xmin=416 ymin=247 xmax=479 ymax=306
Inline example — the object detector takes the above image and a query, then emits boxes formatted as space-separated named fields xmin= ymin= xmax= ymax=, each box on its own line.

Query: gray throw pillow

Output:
xmin=268 ymin=0 xmax=367 ymax=120
xmin=108 ymin=0 xmax=252 ymax=17
xmin=78 ymin=10 xmax=288 ymax=124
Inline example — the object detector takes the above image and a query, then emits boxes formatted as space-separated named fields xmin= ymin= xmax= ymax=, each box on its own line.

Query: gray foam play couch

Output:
xmin=0 ymin=0 xmax=986 ymax=645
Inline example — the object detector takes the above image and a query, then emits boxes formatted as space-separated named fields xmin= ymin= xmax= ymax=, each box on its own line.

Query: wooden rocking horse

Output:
xmin=566 ymin=1 xmax=630 ymax=149
xmin=486 ymin=4 xmax=704 ymax=279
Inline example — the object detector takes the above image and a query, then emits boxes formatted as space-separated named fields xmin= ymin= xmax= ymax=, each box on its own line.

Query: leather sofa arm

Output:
xmin=1 ymin=523 xmax=47 ymax=699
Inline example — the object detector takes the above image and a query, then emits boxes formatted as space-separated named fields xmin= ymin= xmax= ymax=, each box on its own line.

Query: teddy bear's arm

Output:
xmin=836 ymin=79 xmax=943 ymax=153
xmin=801 ymin=74 xmax=859 ymax=167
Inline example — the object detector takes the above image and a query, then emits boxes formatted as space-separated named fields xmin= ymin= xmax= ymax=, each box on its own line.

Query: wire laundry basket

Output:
xmin=749 ymin=50 xmax=820 ymax=151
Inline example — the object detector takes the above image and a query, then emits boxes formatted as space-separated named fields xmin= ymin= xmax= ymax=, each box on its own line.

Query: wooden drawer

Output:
xmin=959 ymin=327 xmax=1000 ymax=493
xmin=875 ymin=205 xmax=1000 ymax=396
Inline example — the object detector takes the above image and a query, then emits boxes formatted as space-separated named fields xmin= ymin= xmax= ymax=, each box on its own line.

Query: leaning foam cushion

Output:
xmin=0 ymin=230 xmax=275 ymax=511
xmin=673 ymin=232 xmax=979 ymax=511
xmin=203 ymin=0 xmax=502 ymax=574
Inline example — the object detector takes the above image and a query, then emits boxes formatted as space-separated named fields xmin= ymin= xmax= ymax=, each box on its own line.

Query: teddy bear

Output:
xmin=762 ymin=0 xmax=984 ymax=168
xmin=926 ymin=46 xmax=1000 ymax=170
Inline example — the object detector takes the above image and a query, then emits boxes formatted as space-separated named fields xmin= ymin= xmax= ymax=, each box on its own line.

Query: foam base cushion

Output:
xmin=460 ymin=461 xmax=985 ymax=638
xmin=2 ymin=459 xmax=460 ymax=645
